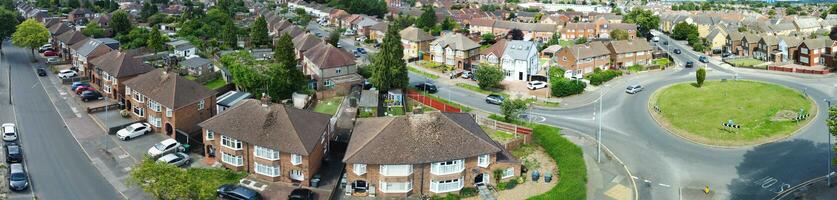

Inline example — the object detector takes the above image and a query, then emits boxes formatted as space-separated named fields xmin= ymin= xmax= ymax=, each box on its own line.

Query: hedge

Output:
xmin=550 ymin=78 xmax=587 ymax=97
xmin=528 ymin=125 xmax=587 ymax=200
xmin=588 ymin=69 xmax=622 ymax=86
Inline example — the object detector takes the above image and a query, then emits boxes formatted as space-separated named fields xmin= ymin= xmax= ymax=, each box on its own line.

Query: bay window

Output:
xmin=502 ymin=167 xmax=515 ymax=179
xmin=431 ymin=159 xmax=464 ymax=175
xmin=254 ymin=146 xmax=280 ymax=160
xmin=254 ymin=162 xmax=280 ymax=177
xmin=353 ymin=164 xmax=367 ymax=175
xmin=221 ymin=152 xmax=243 ymax=166
xmin=379 ymin=165 xmax=413 ymax=176
xmin=221 ymin=135 xmax=242 ymax=150
xmin=148 ymin=116 xmax=162 ymax=127
xmin=380 ymin=180 xmax=412 ymax=193
xmin=477 ymin=155 xmax=490 ymax=168
xmin=291 ymin=154 xmax=302 ymax=165
xmin=430 ymin=177 xmax=463 ymax=193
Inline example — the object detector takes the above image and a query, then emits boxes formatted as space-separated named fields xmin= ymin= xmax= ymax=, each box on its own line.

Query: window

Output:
xmin=254 ymin=146 xmax=280 ymax=160
xmin=430 ymin=177 xmax=463 ymax=193
xmin=133 ymin=91 xmax=144 ymax=102
xmin=324 ymin=80 xmax=335 ymax=88
xmin=562 ymin=56 xmax=567 ymax=61
xmin=103 ymin=84 xmax=111 ymax=93
xmin=380 ymin=165 xmax=413 ymax=176
xmin=165 ymin=108 xmax=172 ymax=117
xmin=221 ymin=152 xmax=243 ymax=166
xmin=291 ymin=154 xmax=302 ymax=165
xmin=197 ymin=100 xmax=205 ymax=110
xmin=147 ymin=100 xmax=161 ymax=112
xmin=502 ymin=167 xmax=515 ymax=179
xmin=380 ymin=181 xmax=412 ymax=193
xmin=353 ymin=164 xmax=367 ymax=175
xmin=477 ymin=155 xmax=490 ymax=168
xmin=290 ymin=170 xmax=304 ymax=181
xmin=801 ymin=48 xmax=809 ymax=54
xmin=132 ymin=106 xmax=144 ymax=117
xmin=221 ymin=135 xmax=242 ymax=150
xmin=801 ymin=57 xmax=809 ymax=64
xmin=205 ymin=130 xmax=214 ymax=140
xmin=336 ymin=68 xmax=342 ymax=74
xmin=254 ymin=162 xmax=280 ymax=177
xmin=431 ymin=160 xmax=464 ymax=175
xmin=148 ymin=116 xmax=162 ymax=127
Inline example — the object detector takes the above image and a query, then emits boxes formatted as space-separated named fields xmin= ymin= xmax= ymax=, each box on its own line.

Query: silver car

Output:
xmin=626 ymin=85 xmax=644 ymax=94
xmin=2 ymin=123 xmax=17 ymax=142
xmin=157 ymin=152 xmax=191 ymax=167
xmin=8 ymin=163 xmax=28 ymax=191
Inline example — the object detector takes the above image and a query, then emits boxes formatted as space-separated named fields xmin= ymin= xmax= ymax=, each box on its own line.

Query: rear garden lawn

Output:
xmin=203 ymin=78 xmax=226 ymax=90
xmin=726 ymin=58 xmax=765 ymax=68
xmin=651 ymin=80 xmax=814 ymax=146
xmin=313 ymin=96 xmax=343 ymax=115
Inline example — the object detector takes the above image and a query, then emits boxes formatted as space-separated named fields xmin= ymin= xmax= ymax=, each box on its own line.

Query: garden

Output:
xmin=313 ymin=96 xmax=344 ymax=115
xmin=129 ymin=158 xmax=247 ymax=200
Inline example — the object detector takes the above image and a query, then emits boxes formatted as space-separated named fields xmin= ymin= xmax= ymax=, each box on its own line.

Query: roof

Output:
xmin=343 ymin=112 xmax=503 ymax=164
xmin=90 ymin=51 xmax=154 ymax=78
xmin=481 ymin=39 xmax=507 ymax=57
xmin=279 ymin=25 xmax=304 ymax=38
xmin=706 ymin=28 xmax=725 ymax=40
xmin=216 ymin=91 xmax=251 ymax=107
xmin=778 ymin=36 xmax=802 ymax=47
xmin=759 ymin=35 xmax=779 ymax=46
xmin=563 ymin=41 xmax=610 ymax=59
xmin=302 ymin=43 xmax=356 ymax=69
xmin=56 ymin=30 xmax=88 ymax=46
xmin=72 ymin=38 xmax=114 ymax=58
xmin=431 ymin=33 xmax=480 ymax=51
xmin=794 ymin=17 xmax=820 ymax=29
xmin=469 ymin=17 xmax=495 ymax=27
xmin=502 ymin=40 xmax=537 ymax=61
xmin=358 ymin=90 xmax=378 ymax=108
xmin=742 ymin=33 xmax=761 ymax=44
xmin=293 ymin=33 xmax=324 ymax=52
xmin=801 ymin=38 xmax=835 ymax=49
xmin=123 ymin=69 xmax=217 ymax=110
xmin=494 ymin=20 xmax=556 ymax=32
xmin=727 ymin=30 xmax=743 ymax=41
xmin=400 ymin=26 xmax=434 ymax=42
xmin=181 ymin=57 xmax=212 ymax=69
xmin=370 ymin=22 xmax=388 ymax=32
xmin=542 ymin=45 xmax=562 ymax=53
xmin=48 ymin=23 xmax=73 ymax=36
xmin=199 ymin=99 xmax=331 ymax=155
xmin=608 ymin=39 xmax=652 ymax=54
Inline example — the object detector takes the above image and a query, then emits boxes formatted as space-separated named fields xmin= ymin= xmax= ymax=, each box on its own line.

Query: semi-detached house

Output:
xmin=606 ymin=39 xmax=653 ymax=68
xmin=797 ymin=38 xmax=836 ymax=67
xmin=69 ymin=38 xmax=118 ymax=78
xmin=123 ymin=69 xmax=217 ymax=137
xmin=430 ymin=33 xmax=480 ymax=71
xmin=89 ymin=50 xmax=155 ymax=104
xmin=54 ymin=30 xmax=88 ymax=61
xmin=554 ymin=41 xmax=611 ymax=74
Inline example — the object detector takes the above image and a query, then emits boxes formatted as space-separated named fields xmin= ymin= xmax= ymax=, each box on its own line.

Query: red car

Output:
xmin=75 ymin=85 xmax=94 ymax=94
xmin=43 ymin=51 xmax=58 ymax=57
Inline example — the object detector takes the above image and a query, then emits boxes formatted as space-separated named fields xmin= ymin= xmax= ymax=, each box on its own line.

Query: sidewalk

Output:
xmin=561 ymin=129 xmax=636 ymax=200
xmin=774 ymin=176 xmax=837 ymax=200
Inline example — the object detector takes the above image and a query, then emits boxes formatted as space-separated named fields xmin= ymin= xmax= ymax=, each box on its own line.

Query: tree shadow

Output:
xmin=727 ymin=139 xmax=831 ymax=199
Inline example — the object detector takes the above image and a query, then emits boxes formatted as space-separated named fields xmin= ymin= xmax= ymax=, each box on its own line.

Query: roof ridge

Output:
xmin=442 ymin=113 xmax=502 ymax=152
xmin=343 ymin=117 xmax=395 ymax=163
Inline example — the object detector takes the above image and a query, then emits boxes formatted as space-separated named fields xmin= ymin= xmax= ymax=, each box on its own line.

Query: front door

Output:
xmin=518 ymin=72 xmax=523 ymax=80
xmin=475 ymin=173 xmax=488 ymax=186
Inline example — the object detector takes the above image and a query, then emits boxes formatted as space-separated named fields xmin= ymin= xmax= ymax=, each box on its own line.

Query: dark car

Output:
xmin=43 ymin=51 xmax=58 ymax=57
xmin=36 ymin=68 xmax=47 ymax=76
xmin=80 ymin=91 xmax=103 ymax=102
xmin=71 ymin=81 xmax=90 ymax=91
xmin=5 ymin=144 xmax=21 ymax=163
xmin=698 ymin=56 xmax=709 ymax=63
xmin=356 ymin=48 xmax=366 ymax=54
xmin=486 ymin=94 xmax=504 ymax=105
xmin=663 ymin=41 xmax=668 ymax=46
xmin=288 ymin=188 xmax=314 ymax=200
xmin=414 ymin=82 xmax=438 ymax=93
xmin=8 ymin=163 xmax=28 ymax=191
xmin=685 ymin=61 xmax=694 ymax=68
xmin=217 ymin=184 xmax=261 ymax=200
xmin=673 ymin=49 xmax=681 ymax=54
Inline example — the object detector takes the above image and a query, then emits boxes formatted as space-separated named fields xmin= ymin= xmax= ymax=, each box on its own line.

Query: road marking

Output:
xmin=631 ymin=176 xmax=638 ymax=179
xmin=117 ymin=154 xmax=130 ymax=159
xmin=658 ymin=183 xmax=671 ymax=187
xmin=7 ymin=64 xmax=39 ymax=199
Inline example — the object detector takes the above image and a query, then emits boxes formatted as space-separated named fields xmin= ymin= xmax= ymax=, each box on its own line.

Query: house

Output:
xmin=181 ymin=57 xmax=216 ymax=82
xmin=542 ymin=45 xmax=562 ymax=58
xmin=400 ymin=26 xmax=435 ymax=60
xmin=777 ymin=36 xmax=802 ymax=63
xmin=797 ymin=38 xmax=835 ymax=67
xmin=70 ymin=38 xmax=117 ymax=78
xmin=607 ymin=39 xmax=653 ymax=68
xmin=793 ymin=17 xmax=820 ymax=34
xmin=302 ymin=43 xmax=361 ymax=98
xmin=54 ymin=30 xmax=89 ymax=60
xmin=725 ymin=30 xmax=744 ymax=55
xmin=597 ymin=23 xmax=638 ymax=40
xmin=754 ymin=36 xmax=779 ymax=62
xmin=480 ymin=39 xmax=507 ymax=66
xmin=292 ymin=33 xmax=324 ymax=60
xmin=429 ymin=33 xmax=480 ymax=70
xmin=769 ymin=22 xmax=796 ymax=36
xmin=499 ymin=40 xmax=539 ymax=81
xmin=89 ymin=50 xmax=155 ymax=103
xmin=740 ymin=33 xmax=761 ymax=57
xmin=48 ymin=22 xmax=74 ymax=47
xmin=215 ymin=91 xmax=251 ymax=114
xmin=705 ymin=28 xmax=727 ymax=53
xmin=554 ymin=41 xmax=611 ymax=74
xmin=369 ymin=22 xmax=388 ymax=43
xmin=343 ymin=112 xmax=520 ymax=198
xmin=468 ymin=17 xmax=495 ymax=35
xmin=166 ymin=40 xmax=197 ymax=58
xmin=492 ymin=21 xmax=557 ymax=41
xmin=329 ymin=9 xmax=350 ymax=27
xmin=692 ymin=16 xmax=718 ymax=38
xmin=123 ymin=68 xmax=217 ymax=136
xmin=276 ymin=25 xmax=305 ymax=39
xmin=199 ymin=98 xmax=331 ymax=185
xmin=68 ymin=8 xmax=94 ymax=24
xmin=560 ymin=23 xmax=597 ymax=40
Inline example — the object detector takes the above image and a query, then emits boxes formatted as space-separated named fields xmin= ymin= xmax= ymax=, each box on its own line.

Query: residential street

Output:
xmin=0 ymin=41 xmax=122 ymax=200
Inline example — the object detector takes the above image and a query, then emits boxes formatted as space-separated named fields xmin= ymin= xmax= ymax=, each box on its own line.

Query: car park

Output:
xmin=5 ymin=144 xmax=22 ymax=163
xmin=288 ymin=188 xmax=314 ymax=200
xmin=2 ymin=123 xmax=17 ymax=142
xmin=80 ymin=90 xmax=104 ymax=102
xmin=8 ymin=163 xmax=28 ymax=191
xmin=116 ymin=123 xmax=152 ymax=140
xmin=485 ymin=94 xmax=504 ymax=105
xmin=58 ymin=69 xmax=78 ymax=79
xmin=527 ymin=81 xmax=548 ymax=90
xmin=43 ymin=51 xmax=58 ymax=57
xmin=685 ymin=61 xmax=694 ymax=68
xmin=36 ymin=68 xmax=47 ymax=76
xmin=673 ymin=49 xmax=681 ymax=54
xmin=157 ymin=152 xmax=191 ymax=167
xmin=699 ymin=56 xmax=709 ymax=63
xmin=71 ymin=81 xmax=90 ymax=90
xmin=75 ymin=85 xmax=94 ymax=94
xmin=147 ymin=139 xmax=184 ymax=158
xmin=626 ymin=84 xmax=644 ymax=94
xmin=414 ymin=82 xmax=438 ymax=93
xmin=217 ymin=184 xmax=262 ymax=200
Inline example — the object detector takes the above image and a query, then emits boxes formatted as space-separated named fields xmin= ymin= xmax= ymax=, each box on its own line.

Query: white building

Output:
xmin=500 ymin=40 xmax=539 ymax=81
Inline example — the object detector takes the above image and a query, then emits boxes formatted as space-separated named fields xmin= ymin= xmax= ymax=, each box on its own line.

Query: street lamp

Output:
xmin=597 ymin=84 xmax=607 ymax=163
xmin=826 ymin=99 xmax=833 ymax=187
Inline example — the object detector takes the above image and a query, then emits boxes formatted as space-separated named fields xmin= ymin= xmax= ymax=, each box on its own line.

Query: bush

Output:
xmin=432 ymin=193 xmax=461 ymax=200
xmin=357 ymin=65 xmax=373 ymax=78
xmin=550 ymin=78 xmax=587 ymax=97
xmin=497 ymin=182 xmax=508 ymax=190
xmin=588 ymin=70 xmax=622 ymax=86
xmin=460 ymin=187 xmax=478 ymax=197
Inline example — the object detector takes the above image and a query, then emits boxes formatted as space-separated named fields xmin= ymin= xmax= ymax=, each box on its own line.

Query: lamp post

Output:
xmin=597 ymin=84 xmax=606 ymax=163
xmin=826 ymin=99 xmax=833 ymax=187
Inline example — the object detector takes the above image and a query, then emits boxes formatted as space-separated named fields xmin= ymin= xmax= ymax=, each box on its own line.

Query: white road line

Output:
xmin=659 ymin=183 xmax=671 ymax=187
xmin=631 ymin=176 xmax=638 ymax=179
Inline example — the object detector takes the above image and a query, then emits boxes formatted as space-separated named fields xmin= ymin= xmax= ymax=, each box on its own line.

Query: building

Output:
xmin=167 ymin=40 xmax=197 ymax=58
xmin=777 ymin=36 xmax=802 ymax=63
xmin=725 ymin=30 xmax=744 ymax=55
xmin=705 ymin=28 xmax=727 ymax=53
xmin=607 ymin=39 xmax=653 ymax=68
xmin=740 ymin=33 xmax=761 ymax=57
xmin=69 ymin=38 xmax=118 ymax=78
xmin=400 ymin=26 xmax=435 ymax=60
xmin=480 ymin=39 xmax=507 ymax=66
xmin=123 ymin=68 xmax=217 ymax=136
xmin=89 ymin=50 xmax=155 ymax=103
xmin=797 ymin=38 xmax=835 ymax=67
xmin=793 ymin=17 xmax=820 ymax=34
xmin=54 ymin=30 xmax=89 ymax=61
xmin=754 ymin=35 xmax=779 ymax=62
xmin=499 ymin=40 xmax=539 ymax=81
xmin=554 ymin=41 xmax=611 ymax=74
xmin=302 ymin=43 xmax=361 ymax=98
xmin=200 ymin=98 xmax=331 ymax=185
xmin=216 ymin=91 xmax=251 ymax=114
xmin=292 ymin=33 xmax=324 ymax=60
xmin=344 ymin=112 xmax=520 ymax=198
xmin=430 ymin=33 xmax=480 ymax=70
xmin=68 ymin=8 xmax=93 ymax=24
xmin=181 ymin=57 xmax=216 ymax=82
xmin=560 ymin=23 xmax=597 ymax=40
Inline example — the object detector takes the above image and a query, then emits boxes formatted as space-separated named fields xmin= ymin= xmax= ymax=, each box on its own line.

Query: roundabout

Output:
xmin=649 ymin=80 xmax=816 ymax=147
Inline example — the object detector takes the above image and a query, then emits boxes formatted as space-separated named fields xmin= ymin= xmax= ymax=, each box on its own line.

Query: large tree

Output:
xmin=110 ymin=10 xmax=132 ymax=36
xmin=475 ymin=64 xmax=504 ymax=89
xmin=82 ymin=22 xmax=106 ymax=38
xmin=828 ymin=106 xmax=837 ymax=165
xmin=370 ymin=23 xmax=408 ymax=116
xmin=129 ymin=158 xmax=191 ymax=200
xmin=11 ymin=19 xmax=50 ymax=61
xmin=501 ymin=98 xmax=528 ymax=122
xmin=440 ymin=16 xmax=456 ymax=31
xmin=672 ymin=22 xmax=698 ymax=40
xmin=146 ymin=27 xmax=166 ymax=53
xmin=220 ymin=21 xmax=238 ymax=49
xmin=271 ymin=33 xmax=306 ymax=99
xmin=622 ymin=8 xmax=659 ymax=37
xmin=0 ymin=8 xmax=20 ymax=53
xmin=610 ymin=29 xmax=629 ymax=40
xmin=327 ymin=31 xmax=340 ymax=47
xmin=508 ymin=29 xmax=524 ymax=40
xmin=141 ymin=1 xmax=159 ymax=20
xmin=68 ymin=0 xmax=80 ymax=8
xmin=250 ymin=16 xmax=269 ymax=48
xmin=416 ymin=6 xmax=436 ymax=30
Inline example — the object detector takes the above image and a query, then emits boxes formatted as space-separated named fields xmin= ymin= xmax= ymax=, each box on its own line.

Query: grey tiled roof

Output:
xmin=123 ymin=69 xmax=217 ymax=110
xmin=181 ymin=57 xmax=212 ymax=69
xmin=502 ymin=40 xmax=537 ymax=61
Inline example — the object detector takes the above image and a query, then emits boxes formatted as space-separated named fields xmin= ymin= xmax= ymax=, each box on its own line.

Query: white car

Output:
xmin=2 ymin=123 xmax=17 ymax=142
xmin=157 ymin=152 xmax=191 ymax=167
xmin=626 ymin=84 xmax=644 ymax=94
xmin=116 ymin=123 xmax=152 ymax=140
xmin=147 ymin=139 xmax=184 ymax=158
xmin=527 ymin=81 xmax=548 ymax=90
xmin=57 ymin=69 xmax=78 ymax=79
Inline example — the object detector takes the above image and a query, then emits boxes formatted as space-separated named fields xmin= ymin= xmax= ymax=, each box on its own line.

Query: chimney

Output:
xmin=260 ymin=93 xmax=271 ymax=107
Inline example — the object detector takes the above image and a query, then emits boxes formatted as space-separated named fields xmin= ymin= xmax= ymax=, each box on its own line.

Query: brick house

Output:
xmin=740 ymin=33 xmax=761 ymax=57
xmin=67 ymin=8 xmax=93 ymax=24
xmin=302 ymin=43 xmax=362 ymax=98
xmin=292 ymin=33 xmax=324 ymax=60
xmin=199 ymin=98 xmax=331 ymax=185
xmin=54 ymin=30 xmax=88 ymax=61
xmin=777 ymin=36 xmax=802 ymax=63
xmin=491 ymin=21 xmax=557 ymax=41
xmin=48 ymin=22 xmax=73 ymax=47
xmin=89 ymin=50 xmax=155 ymax=104
xmin=400 ymin=26 xmax=435 ymax=60
xmin=725 ymin=30 xmax=743 ymax=55
xmin=754 ymin=36 xmax=779 ymax=62
xmin=797 ymin=38 xmax=835 ymax=67
xmin=560 ymin=23 xmax=597 ymax=40
xmin=429 ymin=33 xmax=480 ymax=70
xmin=344 ymin=112 xmax=520 ymax=198
xmin=554 ymin=41 xmax=611 ymax=74
xmin=69 ymin=38 xmax=118 ymax=78
xmin=607 ymin=39 xmax=653 ymax=68
xmin=123 ymin=69 xmax=217 ymax=137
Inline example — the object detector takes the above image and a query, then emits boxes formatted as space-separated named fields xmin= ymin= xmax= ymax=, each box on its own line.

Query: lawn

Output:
xmin=558 ymin=39 xmax=575 ymax=47
xmin=726 ymin=58 xmax=765 ymax=68
xmin=416 ymin=60 xmax=451 ymax=73
xmin=408 ymin=66 xmax=440 ymax=79
xmin=487 ymin=129 xmax=517 ymax=142
xmin=528 ymin=125 xmax=586 ymax=200
xmin=203 ymin=78 xmax=227 ymax=90
xmin=313 ymin=96 xmax=343 ymax=115
xmin=652 ymin=80 xmax=814 ymax=146
xmin=455 ymin=83 xmax=509 ymax=97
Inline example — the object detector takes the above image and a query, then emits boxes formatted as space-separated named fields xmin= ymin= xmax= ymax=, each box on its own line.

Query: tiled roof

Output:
xmin=430 ymin=33 xmax=480 ymax=51
xmin=400 ymin=26 xmax=434 ymax=42
xmin=123 ymin=69 xmax=217 ymax=110
xmin=481 ymin=39 xmax=507 ymax=57
xmin=564 ymin=41 xmax=610 ymax=59
xmin=502 ymin=40 xmax=537 ymax=61
xmin=801 ymin=38 xmax=835 ymax=49
xmin=181 ymin=57 xmax=212 ymax=69
xmin=303 ymin=43 xmax=356 ymax=69
xmin=608 ymin=39 xmax=652 ymax=54
xmin=90 ymin=50 xmax=154 ymax=78
xmin=292 ymin=33 xmax=324 ymax=52
xmin=56 ymin=30 xmax=88 ymax=46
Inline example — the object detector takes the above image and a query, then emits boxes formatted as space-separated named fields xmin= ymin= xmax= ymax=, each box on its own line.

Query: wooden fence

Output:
xmin=405 ymin=90 xmax=461 ymax=112
xmin=475 ymin=115 xmax=532 ymax=144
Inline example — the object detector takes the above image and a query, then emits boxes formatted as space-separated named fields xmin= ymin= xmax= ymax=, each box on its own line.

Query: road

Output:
xmin=0 ymin=41 xmax=122 ymax=200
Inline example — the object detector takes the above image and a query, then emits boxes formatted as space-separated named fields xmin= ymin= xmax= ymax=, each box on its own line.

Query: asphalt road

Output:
xmin=0 ymin=41 xmax=122 ymax=200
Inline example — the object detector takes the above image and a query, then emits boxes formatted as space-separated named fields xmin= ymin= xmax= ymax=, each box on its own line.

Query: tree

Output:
xmin=828 ymin=106 xmax=837 ymax=165
xmin=0 ymin=8 xmax=20 ymax=53
xmin=672 ymin=22 xmax=698 ymax=40
xmin=508 ymin=29 xmax=524 ymax=40
xmin=141 ymin=1 xmax=159 ymax=20
xmin=738 ymin=26 xmax=748 ymax=33
xmin=501 ymin=98 xmax=528 ymax=122
xmin=610 ymin=29 xmax=629 ymax=40
xmin=271 ymin=33 xmax=306 ymax=99
xmin=550 ymin=78 xmax=586 ymax=97
xmin=12 ymin=19 xmax=50 ymax=61
xmin=110 ymin=10 xmax=132 ymax=36
xmin=82 ymin=22 xmax=106 ymax=38
xmin=695 ymin=67 xmax=706 ymax=87
xmin=575 ymin=37 xmax=587 ymax=44
xmin=129 ymin=158 xmax=191 ymax=200
xmin=481 ymin=33 xmax=496 ymax=43
xmin=68 ymin=0 xmax=80 ymax=8
xmin=250 ymin=16 xmax=269 ymax=47
xmin=370 ymin=23 xmax=408 ymax=116
xmin=327 ymin=30 xmax=340 ymax=47
xmin=82 ymin=0 xmax=93 ymax=9
xmin=147 ymin=27 xmax=166 ymax=53
xmin=622 ymin=8 xmax=659 ymax=37
xmin=475 ymin=64 xmax=504 ymax=89
xmin=416 ymin=6 xmax=436 ymax=30
xmin=220 ymin=21 xmax=237 ymax=49
xmin=440 ymin=16 xmax=456 ymax=31
xmin=393 ymin=15 xmax=414 ymax=29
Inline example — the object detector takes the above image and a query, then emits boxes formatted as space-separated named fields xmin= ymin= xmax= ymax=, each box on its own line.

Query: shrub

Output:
xmin=588 ymin=70 xmax=622 ymax=86
xmin=497 ymin=182 xmax=508 ymax=190
xmin=460 ymin=187 xmax=478 ymax=197
xmin=550 ymin=78 xmax=587 ymax=97
xmin=505 ymin=179 xmax=518 ymax=190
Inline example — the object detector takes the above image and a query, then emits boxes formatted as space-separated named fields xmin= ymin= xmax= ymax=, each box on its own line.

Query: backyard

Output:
xmin=313 ymin=96 xmax=343 ymax=115
xmin=203 ymin=78 xmax=227 ymax=90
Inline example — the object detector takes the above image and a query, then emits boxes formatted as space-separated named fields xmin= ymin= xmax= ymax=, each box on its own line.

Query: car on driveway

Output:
xmin=43 ymin=51 xmax=58 ymax=57
xmin=461 ymin=71 xmax=473 ymax=79
xmin=36 ymin=68 xmax=47 ymax=76
xmin=2 ymin=123 xmax=17 ymax=142
xmin=5 ymin=144 xmax=22 ymax=163
xmin=80 ymin=90 xmax=104 ymax=102
xmin=527 ymin=81 xmax=548 ymax=90
xmin=37 ymin=46 xmax=52 ymax=53
xmin=57 ymin=69 xmax=78 ymax=79
xmin=673 ymin=49 xmax=681 ymax=54
xmin=217 ymin=184 xmax=262 ymax=200
xmin=289 ymin=188 xmax=314 ymax=200
xmin=117 ymin=123 xmax=152 ymax=140
xmin=46 ymin=57 xmax=60 ymax=64
xmin=147 ymin=139 xmax=184 ymax=158
xmin=685 ymin=61 xmax=694 ymax=68
xmin=8 ymin=163 xmax=28 ymax=191
xmin=485 ymin=94 xmax=504 ymax=105
xmin=414 ymin=82 xmax=438 ymax=93
xmin=356 ymin=48 xmax=366 ymax=54
xmin=698 ymin=56 xmax=709 ymax=63
xmin=157 ymin=152 xmax=190 ymax=167
xmin=75 ymin=85 xmax=94 ymax=94
xmin=626 ymin=84 xmax=644 ymax=94
xmin=71 ymin=81 xmax=89 ymax=90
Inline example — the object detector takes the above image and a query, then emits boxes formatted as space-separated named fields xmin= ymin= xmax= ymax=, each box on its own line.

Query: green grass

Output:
xmin=654 ymin=80 xmax=813 ymax=146
xmin=528 ymin=125 xmax=586 ymax=200
xmin=186 ymin=168 xmax=248 ymax=200
xmin=511 ymin=143 xmax=536 ymax=158
xmin=627 ymin=65 xmax=645 ymax=73
xmin=489 ymin=130 xmax=517 ymax=141
xmin=184 ymin=75 xmax=197 ymax=81
xmin=411 ymin=89 xmax=473 ymax=112
xmin=726 ymin=58 xmax=765 ymax=68
xmin=417 ymin=60 xmax=451 ymax=73
xmin=384 ymin=106 xmax=405 ymax=116
xmin=527 ymin=98 xmax=561 ymax=108
xmin=455 ymin=83 xmax=509 ymax=97
xmin=558 ymin=39 xmax=575 ymax=47
xmin=202 ymin=78 xmax=227 ymax=90
xmin=408 ymin=66 xmax=440 ymax=79
xmin=313 ymin=96 xmax=343 ymax=115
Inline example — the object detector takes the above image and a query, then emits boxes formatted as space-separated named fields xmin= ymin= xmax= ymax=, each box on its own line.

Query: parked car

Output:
xmin=43 ymin=51 xmax=58 ymax=57
xmin=37 ymin=46 xmax=52 ymax=53
xmin=353 ymin=52 xmax=361 ymax=58
xmin=652 ymin=36 xmax=660 ymax=42
xmin=57 ymin=69 xmax=78 ymax=79
xmin=663 ymin=41 xmax=668 ymax=45
xmin=414 ymin=82 xmax=438 ymax=93
xmin=673 ymin=49 xmax=681 ymax=54
xmin=698 ymin=56 xmax=709 ymax=63
xmin=722 ymin=52 xmax=732 ymax=58
xmin=217 ymin=184 xmax=262 ymax=200
xmin=8 ymin=163 xmax=28 ymax=191
xmin=157 ymin=152 xmax=191 ymax=167
xmin=626 ymin=84 xmax=644 ymax=94
xmin=356 ymin=48 xmax=366 ymax=54
xmin=685 ymin=61 xmax=694 ymax=68
xmin=527 ymin=81 xmax=548 ymax=90
xmin=36 ymin=68 xmax=47 ymax=76
xmin=116 ymin=123 xmax=152 ymax=140
xmin=147 ymin=139 xmax=184 ymax=158
xmin=336 ymin=43 xmax=342 ymax=48
xmin=80 ymin=90 xmax=103 ymax=102
xmin=5 ymin=144 xmax=22 ymax=163
xmin=461 ymin=71 xmax=473 ymax=79
xmin=288 ymin=188 xmax=314 ymax=200
xmin=485 ymin=94 xmax=504 ymax=105
xmin=71 ymin=82 xmax=90 ymax=91
xmin=46 ymin=57 xmax=60 ymax=64
xmin=2 ymin=123 xmax=17 ymax=142
xmin=75 ymin=85 xmax=94 ymax=94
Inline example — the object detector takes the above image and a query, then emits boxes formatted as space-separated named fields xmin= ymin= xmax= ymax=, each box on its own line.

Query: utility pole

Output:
xmin=597 ymin=85 xmax=605 ymax=163
xmin=826 ymin=99 xmax=833 ymax=187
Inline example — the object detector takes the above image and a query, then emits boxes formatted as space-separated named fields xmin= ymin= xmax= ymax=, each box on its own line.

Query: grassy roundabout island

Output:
xmin=650 ymin=80 xmax=815 ymax=146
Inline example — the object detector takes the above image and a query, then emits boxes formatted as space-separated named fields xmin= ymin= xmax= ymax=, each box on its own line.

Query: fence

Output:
xmin=60 ymin=76 xmax=90 ymax=84
xmin=405 ymin=90 xmax=461 ymax=112
xmin=86 ymin=103 xmax=122 ymax=113
xmin=474 ymin=115 xmax=532 ymax=144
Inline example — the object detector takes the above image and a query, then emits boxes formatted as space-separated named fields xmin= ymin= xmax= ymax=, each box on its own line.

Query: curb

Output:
xmin=771 ymin=175 xmax=829 ymax=200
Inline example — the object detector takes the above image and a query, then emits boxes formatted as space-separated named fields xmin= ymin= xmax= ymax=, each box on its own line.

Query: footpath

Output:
xmin=773 ymin=175 xmax=837 ymax=200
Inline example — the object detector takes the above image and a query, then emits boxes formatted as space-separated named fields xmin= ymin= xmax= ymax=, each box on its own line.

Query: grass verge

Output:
xmin=455 ymin=83 xmax=509 ymax=97
xmin=409 ymin=66 xmax=440 ymax=79
xmin=528 ymin=124 xmax=587 ymax=200
xmin=412 ymin=90 xmax=473 ymax=112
